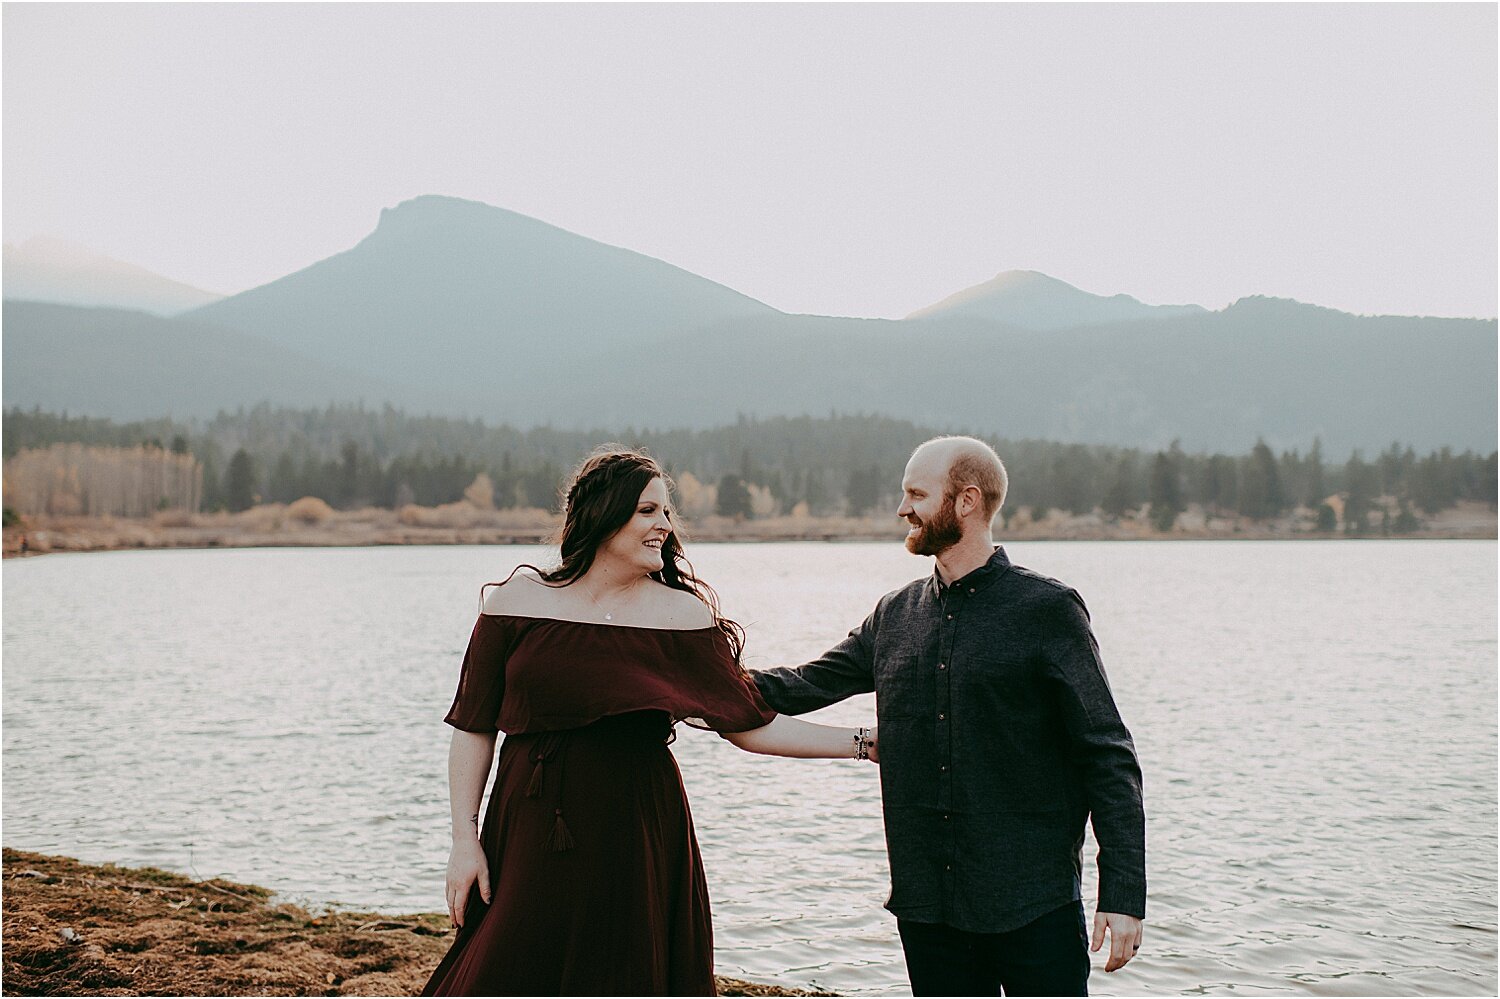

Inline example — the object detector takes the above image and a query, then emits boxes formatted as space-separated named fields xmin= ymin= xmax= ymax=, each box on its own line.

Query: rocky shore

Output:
xmin=4 ymin=500 xmax=1492 ymax=558
xmin=1 ymin=849 xmax=829 ymax=997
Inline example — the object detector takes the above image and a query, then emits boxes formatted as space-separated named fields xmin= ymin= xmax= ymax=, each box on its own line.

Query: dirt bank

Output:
xmin=1 ymin=849 xmax=829 ymax=996
xmin=5 ymin=500 xmax=1492 ymax=558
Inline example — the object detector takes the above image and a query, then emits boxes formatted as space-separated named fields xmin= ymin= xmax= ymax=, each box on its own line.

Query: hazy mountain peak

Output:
xmin=7 ymin=235 xmax=172 ymax=277
xmin=374 ymin=193 xmax=517 ymax=229
xmin=8 ymin=234 xmax=112 ymax=267
xmin=183 ymin=194 xmax=779 ymax=389
xmin=3 ymin=236 xmax=224 ymax=315
xmin=907 ymin=269 xmax=1206 ymax=330
xmin=1225 ymin=295 xmax=1346 ymax=319
xmin=363 ymin=194 xmax=580 ymax=251
xmin=986 ymin=268 xmax=1069 ymax=289
xmin=384 ymin=192 xmax=483 ymax=215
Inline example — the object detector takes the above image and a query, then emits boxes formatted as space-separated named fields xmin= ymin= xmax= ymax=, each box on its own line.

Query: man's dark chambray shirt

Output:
xmin=753 ymin=546 xmax=1146 ymax=934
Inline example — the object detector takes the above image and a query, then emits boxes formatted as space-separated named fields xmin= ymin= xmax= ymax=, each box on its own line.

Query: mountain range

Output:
xmin=4 ymin=194 xmax=1495 ymax=454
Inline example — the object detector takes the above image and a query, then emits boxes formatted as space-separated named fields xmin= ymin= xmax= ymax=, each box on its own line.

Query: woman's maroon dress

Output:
xmin=421 ymin=615 xmax=776 ymax=997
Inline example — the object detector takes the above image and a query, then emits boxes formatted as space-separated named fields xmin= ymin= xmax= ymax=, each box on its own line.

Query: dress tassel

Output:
xmin=548 ymin=809 xmax=574 ymax=852
xmin=526 ymin=760 xmax=544 ymax=798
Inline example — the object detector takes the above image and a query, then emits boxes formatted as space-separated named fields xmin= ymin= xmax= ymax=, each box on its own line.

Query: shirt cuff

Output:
xmin=1097 ymin=880 xmax=1147 ymax=920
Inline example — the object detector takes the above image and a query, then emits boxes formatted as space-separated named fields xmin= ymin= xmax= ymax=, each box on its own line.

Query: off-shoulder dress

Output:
xmin=421 ymin=614 xmax=776 ymax=997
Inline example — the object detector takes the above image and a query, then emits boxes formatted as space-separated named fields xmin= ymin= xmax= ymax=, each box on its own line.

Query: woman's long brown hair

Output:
xmin=484 ymin=446 xmax=746 ymax=664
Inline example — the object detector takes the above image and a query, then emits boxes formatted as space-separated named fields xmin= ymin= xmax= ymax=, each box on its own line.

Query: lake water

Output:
xmin=3 ymin=541 xmax=1495 ymax=996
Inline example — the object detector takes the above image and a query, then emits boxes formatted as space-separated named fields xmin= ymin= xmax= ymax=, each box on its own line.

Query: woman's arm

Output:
xmin=445 ymin=728 xmax=497 ymax=927
xmin=722 ymin=714 xmax=876 ymax=760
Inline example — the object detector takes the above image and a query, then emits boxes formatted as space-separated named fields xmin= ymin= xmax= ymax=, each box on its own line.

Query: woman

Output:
xmin=423 ymin=447 xmax=876 ymax=997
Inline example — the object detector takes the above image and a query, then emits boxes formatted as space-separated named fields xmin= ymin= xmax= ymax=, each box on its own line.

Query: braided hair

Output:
xmin=493 ymin=446 xmax=746 ymax=664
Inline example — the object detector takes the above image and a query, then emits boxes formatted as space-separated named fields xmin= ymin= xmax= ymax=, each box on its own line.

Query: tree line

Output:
xmin=4 ymin=442 xmax=202 ymax=517
xmin=4 ymin=405 xmax=1495 ymax=531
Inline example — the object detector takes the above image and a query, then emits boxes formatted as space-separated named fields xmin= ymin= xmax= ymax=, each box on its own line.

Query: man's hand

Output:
xmin=1091 ymin=911 xmax=1143 ymax=972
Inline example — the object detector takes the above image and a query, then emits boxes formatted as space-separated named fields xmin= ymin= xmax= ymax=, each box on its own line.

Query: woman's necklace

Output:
xmin=581 ymin=577 xmax=644 ymax=622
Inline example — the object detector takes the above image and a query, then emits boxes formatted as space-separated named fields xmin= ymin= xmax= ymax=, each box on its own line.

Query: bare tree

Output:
xmin=4 ymin=444 xmax=202 ymax=516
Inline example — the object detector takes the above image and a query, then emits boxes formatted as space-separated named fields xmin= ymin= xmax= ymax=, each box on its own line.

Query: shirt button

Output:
xmin=945 ymin=864 xmax=953 ymax=871
xmin=943 ymin=813 xmax=951 ymax=821
xmin=947 ymin=614 xmax=954 ymax=620
xmin=939 ymin=765 xmax=948 ymax=772
xmin=938 ymin=663 xmax=947 ymax=670
xmin=969 ymin=587 xmax=975 ymax=594
xmin=938 ymin=713 xmax=946 ymax=720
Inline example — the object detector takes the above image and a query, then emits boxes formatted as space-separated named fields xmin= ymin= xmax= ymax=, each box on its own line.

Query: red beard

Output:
xmin=904 ymin=493 xmax=963 ymax=556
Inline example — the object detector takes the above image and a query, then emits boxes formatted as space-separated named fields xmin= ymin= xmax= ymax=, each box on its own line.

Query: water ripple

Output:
xmin=3 ymin=541 xmax=1495 ymax=995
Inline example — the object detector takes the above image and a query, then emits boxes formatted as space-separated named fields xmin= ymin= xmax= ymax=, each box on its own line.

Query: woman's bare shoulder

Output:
xmin=481 ymin=569 xmax=558 ymax=616
xmin=652 ymin=584 xmax=716 ymax=630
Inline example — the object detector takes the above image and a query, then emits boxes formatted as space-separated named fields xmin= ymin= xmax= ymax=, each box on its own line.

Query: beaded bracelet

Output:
xmin=853 ymin=727 xmax=871 ymax=761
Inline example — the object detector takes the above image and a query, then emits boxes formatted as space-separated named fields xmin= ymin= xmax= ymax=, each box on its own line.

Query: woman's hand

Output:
xmin=443 ymin=729 xmax=497 ymax=927
xmin=866 ymin=725 xmax=879 ymax=765
xmin=445 ymin=837 xmax=491 ymax=928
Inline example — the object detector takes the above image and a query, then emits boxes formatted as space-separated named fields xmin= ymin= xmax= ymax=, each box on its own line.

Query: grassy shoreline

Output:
xmin=1 ymin=848 xmax=829 ymax=996
xmin=4 ymin=499 xmax=1493 ymax=558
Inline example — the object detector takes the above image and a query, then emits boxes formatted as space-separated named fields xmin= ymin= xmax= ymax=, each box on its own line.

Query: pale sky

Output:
xmin=4 ymin=2 xmax=1496 ymax=319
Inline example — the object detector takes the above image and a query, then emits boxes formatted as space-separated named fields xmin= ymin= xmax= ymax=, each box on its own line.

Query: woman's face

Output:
xmin=598 ymin=476 xmax=673 ymax=575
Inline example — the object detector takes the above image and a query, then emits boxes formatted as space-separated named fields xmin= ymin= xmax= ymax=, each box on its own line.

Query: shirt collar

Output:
xmin=932 ymin=545 xmax=1011 ymax=596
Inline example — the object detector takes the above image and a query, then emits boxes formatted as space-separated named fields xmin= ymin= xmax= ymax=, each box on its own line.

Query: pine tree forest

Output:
xmin=4 ymin=405 xmax=1494 ymax=529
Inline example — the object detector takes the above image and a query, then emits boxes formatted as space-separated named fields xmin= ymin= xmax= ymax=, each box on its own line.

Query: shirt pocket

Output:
xmin=951 ymin=649 xmax=1042 ymax=728
xmin=875 ymin=654 xmax=927 ymax=725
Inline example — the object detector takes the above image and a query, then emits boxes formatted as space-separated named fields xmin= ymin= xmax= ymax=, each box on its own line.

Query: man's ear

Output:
xmin=959 ymin=485 xmax=982 ymax=518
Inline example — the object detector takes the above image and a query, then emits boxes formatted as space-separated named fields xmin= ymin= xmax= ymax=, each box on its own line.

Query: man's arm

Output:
xmin=1039 ymin=588 xmax=1147 ymax=921
xmin=753 ymin=607 xmax=879 ymax=715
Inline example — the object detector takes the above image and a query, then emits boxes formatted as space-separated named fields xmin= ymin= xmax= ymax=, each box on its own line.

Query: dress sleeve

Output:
xmin=443 ymin=615 xmax=515 ymax=733
xmin=676 ymin=629 xmax=778 ymax=735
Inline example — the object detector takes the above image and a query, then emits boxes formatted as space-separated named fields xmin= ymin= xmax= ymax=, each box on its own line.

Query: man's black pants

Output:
xmin=897 ymin=901 xmax=1090 ymax=996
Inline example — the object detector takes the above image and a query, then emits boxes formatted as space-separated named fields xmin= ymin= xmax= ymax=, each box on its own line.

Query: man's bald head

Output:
xmin=911 ymin=436 xmax=1009 ymax=524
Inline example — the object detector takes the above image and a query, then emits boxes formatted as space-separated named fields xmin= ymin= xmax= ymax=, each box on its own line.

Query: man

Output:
xmin=754 ymin=436 xmax=1146 ymax=996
